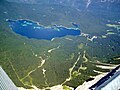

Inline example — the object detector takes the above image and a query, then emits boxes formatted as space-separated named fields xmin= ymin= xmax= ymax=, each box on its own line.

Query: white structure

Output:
xmin=89 ymin=65 xmax=120 ymax=90
xmin=96 ymin=71 xmax=120 ymax=90
xmin=0 ymin=66 xmax=18 ymax=90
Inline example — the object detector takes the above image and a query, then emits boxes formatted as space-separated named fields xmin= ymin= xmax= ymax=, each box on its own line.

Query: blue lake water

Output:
xmin=7 ymin=19 xmax=81 ymax=40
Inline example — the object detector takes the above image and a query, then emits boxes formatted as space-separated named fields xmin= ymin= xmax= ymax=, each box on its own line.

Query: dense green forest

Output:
xmin=0 ymin=0 xmax=120 ymax=89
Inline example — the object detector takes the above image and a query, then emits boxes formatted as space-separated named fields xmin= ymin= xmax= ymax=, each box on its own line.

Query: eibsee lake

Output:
xmin=8 ymin=19 xmax=81 ymax=40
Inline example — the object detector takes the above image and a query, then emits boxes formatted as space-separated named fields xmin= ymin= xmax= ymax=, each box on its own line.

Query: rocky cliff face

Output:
xmin=6 ymin=0 xmax=120 ymax=5
xmin=6 ymin=0 xmax=120 ymax=11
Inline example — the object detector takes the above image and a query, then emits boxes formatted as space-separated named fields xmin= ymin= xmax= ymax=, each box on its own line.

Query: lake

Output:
xmin=7 ymin=19 xmax=81 ymax=40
